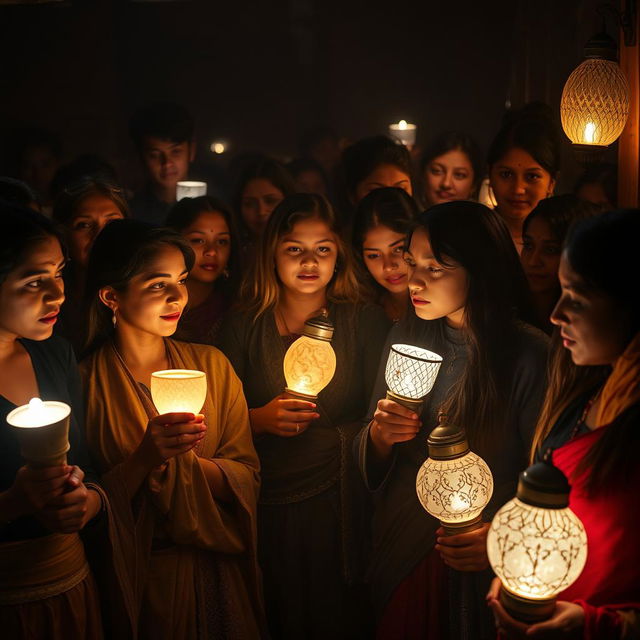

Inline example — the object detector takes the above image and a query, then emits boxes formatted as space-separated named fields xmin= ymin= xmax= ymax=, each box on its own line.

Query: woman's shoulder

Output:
xmin=168 ymin=339 xmax=236 ymax=372
xmin=21 ymin=335 xmax=76 ymax=370
xmin=511 ymin=322 xmax=550 ymax=360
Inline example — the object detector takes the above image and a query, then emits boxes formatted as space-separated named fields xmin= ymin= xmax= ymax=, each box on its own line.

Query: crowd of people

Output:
xmin=0 ymin=99 xmax=638 ymax=640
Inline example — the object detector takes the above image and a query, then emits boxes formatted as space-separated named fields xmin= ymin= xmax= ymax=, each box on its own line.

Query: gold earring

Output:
xmin=112 ymin=311 xmax=117 ymax=327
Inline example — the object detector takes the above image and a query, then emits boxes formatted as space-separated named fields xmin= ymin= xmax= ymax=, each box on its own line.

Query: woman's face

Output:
xmin=0 ymin=235 xmax=65 ymax=342
xmin=181 ymin=211 xmax=231 ymax=285
xmin=68 ymin=194 xmax=125 ymax=268
xmin=294 ymin=169 xmax=327 ymax=197
xmin=103 ymin=245 xmax=189 ymax=339
xmin=424 ymin=149 xmax=475 ymax=206
xmin=489 ymin=148 xmax=555 ymax=222
xmin=354 ymin=164 xmax=412 ymax=203
xmin=275 ymin=218 xmax=338 ymax=297
xmin=551 ymin=253 xmax=632 ymax=366
xmin=362 ymin=224 xmax=408 ymax=295
xmin=241 ymin=178 xmax=284 ymax=237
xmin=406 ymin=227 xmax=468 ymax=327
xmin=520 ymin=217 xmax=561 ymax=295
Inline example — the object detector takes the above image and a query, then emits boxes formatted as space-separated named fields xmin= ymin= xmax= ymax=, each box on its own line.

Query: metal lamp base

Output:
xmin=385 ymin=390 xmax=423 ymax=414
xmin=441 ymin=515 xmax=483 ymax=536
xmin=500 ymin=588 xmax=556 ymax=623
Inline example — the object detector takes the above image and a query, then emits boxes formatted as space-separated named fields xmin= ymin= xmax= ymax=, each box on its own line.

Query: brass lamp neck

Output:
xmin=303 ymin=315 xmax=334 ymax=342
xmin=427 ymin=414 xmax=469 ymax=460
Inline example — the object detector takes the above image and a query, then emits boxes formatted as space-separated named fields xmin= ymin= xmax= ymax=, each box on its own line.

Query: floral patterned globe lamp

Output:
xmin=283 ymin=313 xmax=337 ymax=401
xmin=416 ymin=413 xmax=493 ymax=535
xmin=385 ymin=344 xmax=442 ymax=414
xmin=486 ymin=461 xmax=588 ymax=622
xmin=151 ymin=370 xmax=207 ymax=415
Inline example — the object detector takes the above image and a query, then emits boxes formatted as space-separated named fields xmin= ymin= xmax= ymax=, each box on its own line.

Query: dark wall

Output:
xmin=0 ymin=0 xmax=613 ymax=190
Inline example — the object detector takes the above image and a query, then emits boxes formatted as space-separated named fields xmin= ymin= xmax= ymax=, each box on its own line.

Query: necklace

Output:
xmin=277 ymin=307 xmax=293 ymax=337
xmin=570 ymin=386 xmax=603 ymax=439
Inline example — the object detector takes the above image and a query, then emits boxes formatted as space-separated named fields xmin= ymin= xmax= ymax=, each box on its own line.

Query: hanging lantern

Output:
xmin=384 ymin=344 xmax=442 ymax=413
xmin=486 ymin=461 xmax=588 ymax=622
xmin=560 ymin=32 xmax=630 ymax=162
xmin=416 ymin=414 xmax=493 ymax=535
xmin=151 ymin=369 xmax=207 ymax=415
xmin=283 ymin=313 xmax=337 ymax=401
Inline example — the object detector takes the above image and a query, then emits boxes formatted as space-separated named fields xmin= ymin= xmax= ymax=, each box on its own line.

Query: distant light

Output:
xmin=210 ymin=141 xmax=227 ymax=154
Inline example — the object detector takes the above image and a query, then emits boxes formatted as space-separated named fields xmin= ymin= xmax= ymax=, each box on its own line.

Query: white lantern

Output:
xmin=151 ymin=369 xmax=207 ymax=415
xmin=416 ymin=414 xmax=493 ymax=534
xmin=283 ymin=314 xmax=337 ymax=401
xmin=389 ymin=120 xmax=417 ymax=147
xmin=385 ymin=344 xmax=442 ymax=413
xmin=176 ymin=181 xmax=207 ymax=200
xmin=487 ymin=461 xmax=588 ymax=622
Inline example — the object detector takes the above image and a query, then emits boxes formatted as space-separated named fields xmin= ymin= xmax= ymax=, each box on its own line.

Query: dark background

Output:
xmin=0 ymin=0 xmax=619 ymax=191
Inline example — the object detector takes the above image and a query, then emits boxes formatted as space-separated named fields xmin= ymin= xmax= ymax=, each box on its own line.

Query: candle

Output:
xmin=7 ymin=397 xmax=71 ymax=468
xmin=150 ymin=369 xmax=207 ymax=415
xmin=210 ymin=141 xmax=227 ymax=154
xmin=176 ymin=181 xmax=207 ymax=200
xmin=583 ymin=122 xmax=596 ymax=144
xmin=389 ymin=120 xmax=417 ymax=147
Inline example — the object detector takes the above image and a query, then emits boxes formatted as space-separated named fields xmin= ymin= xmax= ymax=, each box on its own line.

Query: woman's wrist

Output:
xmin=368 ymin=422 xmax=392 ymax=460
xmin=0 ymin=486 xmax=29 ymax=523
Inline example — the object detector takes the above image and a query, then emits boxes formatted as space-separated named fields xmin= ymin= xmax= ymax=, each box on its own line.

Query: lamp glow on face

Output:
xmin=385 ymin=344 xmax=442 ymax=399
xmin=151 ymin=369 xmax=207 ymax=415
xmin=283 ymin=335 xmax=337 ymax=397
xmin=487 ymin=498 xmax=587 ymax=600
xmin=416 ymin=451 xmax=493 ymax=523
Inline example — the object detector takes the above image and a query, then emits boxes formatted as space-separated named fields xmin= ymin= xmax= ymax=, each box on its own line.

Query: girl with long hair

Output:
xmin=80 ymin=219 xmax=264 ymax=639
xmin=0 ymin=204 xmax=105 ymax=638
xmin=165 ymin=195 xmax=239 ymax=345
xmin=355 ymin=201 xmax=548 ymax=639
xmin=351 ymin=187 xmax=419 ymax=323
xmin=218 ymin=193 xmax=390 ymax=639
xmin=489 ymin=209 xmax=640 ymax=639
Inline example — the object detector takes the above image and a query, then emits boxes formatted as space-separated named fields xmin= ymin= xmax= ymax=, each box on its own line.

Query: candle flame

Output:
xmin=398 ymin=120 xmax=408 ymax=130
xmin=584 ymin=122 xmax=596 ymax=144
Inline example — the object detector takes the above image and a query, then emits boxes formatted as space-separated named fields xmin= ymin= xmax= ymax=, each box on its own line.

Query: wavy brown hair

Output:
xmin=239 ymin=193 xmax=362 ymax=318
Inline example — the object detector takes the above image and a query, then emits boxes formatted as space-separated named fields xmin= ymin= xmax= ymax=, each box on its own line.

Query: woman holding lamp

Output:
xmin=355 ymin=201 xmax=548 ymax=639
xmin=0 ymin=205 xmax=104 ymax=638
xmin=80 ymin=219 xmax=264 ymax=639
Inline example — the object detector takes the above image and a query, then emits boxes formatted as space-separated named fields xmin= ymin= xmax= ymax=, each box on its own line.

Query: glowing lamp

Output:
xmin=151 ymin=369 xmax=207 ymax=415
xmin=210 ymin=141 xmax=227 ymax=154
xmin=385 ymin=344 xmax=442 ymax=413
xmin=560 ymin=32 xmax=630 ymax=162
xmin=416 ymin=414 xmax=493 ymax=535
xmin=283 ymin=314 xmax=336 ymax=401
xmin=7 ymin=397 xmax=71 ymax=468
xmin=487 ymin=461 xmax=588 ymax=622
xmin=389 ymin=120 xmax=417 ymax=147
xmin=176 ymin=181 xmax=207 ymax=200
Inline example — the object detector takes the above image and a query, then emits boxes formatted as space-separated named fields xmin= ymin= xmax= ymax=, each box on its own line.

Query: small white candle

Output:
xmin=583 ymin=122 xmax=596 ymax=144
xmin=176 ymin=181 xmax=207 ymax=201
xmin=389 ymin=120 xmax=417 ymax=147
xmin=210 ymin=141 xmax=227 ymax=154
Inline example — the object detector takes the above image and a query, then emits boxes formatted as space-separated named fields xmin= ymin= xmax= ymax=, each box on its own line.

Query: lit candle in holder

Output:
xmin=389 ymin=120 xmax=417 ymax=147
xmin=385 ymin=344 xmax=442 ymax=413
xmin=7 ymin=397 xmax=71 ymax=468
xmin=486 ymin=461 xmax=588 ymax=622
xmin=283 ymin=314 xmax=337 ymax=401
xmin=416 ymin=413 xmax=493 ymax=535
xmin=151 ymin=369 xmax=207 ymax=415
xmin=176 ymin=181 xmax=207 ymax=201
xmin=583 ymin=121 xmax=596 ymax=144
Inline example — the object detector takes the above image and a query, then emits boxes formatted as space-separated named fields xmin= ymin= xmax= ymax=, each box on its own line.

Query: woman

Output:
xmin=0 ymin=204 xmax=104 ymax=638
xmin=488 ymin=103 xmax=561 ymax=253
xmin=351 ymin=187 xmax=419 ymax=323
xmin=80 ymin=219 xmax=264 ymax=639
xmin=232 ymin=156 xmax=296 ymax=264
xmin=488 ymin=209 xmax=640 ymax=639
xmin=52 ymin=176 xmax=128 ymax=352
xmin=218 ymin=193 xmax=390 ymax=639
xmin=520 ymin=195 xmax=601 ymax=334
xmin=166 ymin=195 xmax=239 ymax=345
xmin=355 ymin=201 xmax=548 ymax=639
xmin=341 ymin=136 xmax=413 ymax=216
xmin=421 ymin=131 xmax=482 ymax=208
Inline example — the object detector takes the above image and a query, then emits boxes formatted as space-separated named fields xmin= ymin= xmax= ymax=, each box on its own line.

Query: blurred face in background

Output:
xmin=354 ymin=164 xmax=412 ymax=203
xmin=241 ymin=178 xmax=284 ymax=237
xmin=520 ymin=217 xmax=561 ymax=295
xmin=423 ymin=148 xmax=475 ymax=206
xmin=141 ymin=136 xmax=193 ymax=197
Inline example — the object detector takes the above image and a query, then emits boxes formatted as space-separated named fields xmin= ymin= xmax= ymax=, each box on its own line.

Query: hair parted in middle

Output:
xmin=240 ymin=192 xmax=362 ymax=318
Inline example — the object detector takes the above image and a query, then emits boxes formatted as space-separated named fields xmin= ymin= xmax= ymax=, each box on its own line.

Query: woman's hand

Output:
xmin=487 ymin=578 xmax=585 ymax=638
xmin=435 ymin=523 xmax=490 ymax=571
xmin=249 ymin=394 xmax=320 ymax=437
xmin=369 ymin=398 xmax=421 ymax=459
xmin=9 ymin=464 xmax=71 ymax=518
xmin=138 ymin=412 xmax=207 ymax=467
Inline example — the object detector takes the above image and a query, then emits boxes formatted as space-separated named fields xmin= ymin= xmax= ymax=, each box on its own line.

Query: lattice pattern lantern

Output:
xmin=416 ymin=414 xmax=493 ymax=535
xmin=385 ymin=344 xmax=442 ymax=413
xmin=151 ymin=369 xmax=207 ymax=415
xmin=283 ymin=313 xmax=337 ymax=401
xmin=560 ymin=32 xmax=630 ymax=162
xmin=487 ymin=461 xmax=588 ymax=623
